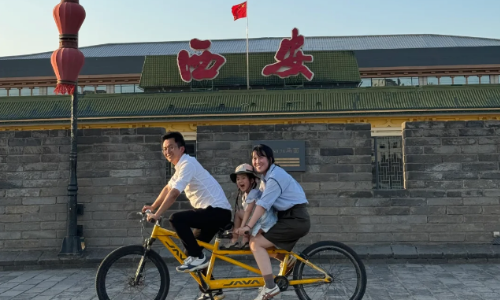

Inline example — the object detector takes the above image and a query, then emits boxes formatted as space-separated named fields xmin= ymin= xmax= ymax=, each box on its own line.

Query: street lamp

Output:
xmin=50 ymin=0 xmax=86 ymax=256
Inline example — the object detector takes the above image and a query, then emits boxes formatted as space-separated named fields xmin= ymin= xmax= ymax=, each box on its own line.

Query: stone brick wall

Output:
xmin=2 ymin=121 xmax=500 ymax=251
xmin=403 ymin=121 xmax=500 ymax=243
xmin=197 ymin=122 xmax=500 ymax=245
xmin=0 ymin=128 xmax=167 ymax=251
xmin=197 ymin=123 xmax=372 ymax=200
xmin=197 ymin=124 xmax=376 ymax=245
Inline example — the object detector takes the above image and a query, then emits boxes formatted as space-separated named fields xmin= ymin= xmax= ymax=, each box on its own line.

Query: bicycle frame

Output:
xmin=150 ymin=224 xmax=332 ymax=290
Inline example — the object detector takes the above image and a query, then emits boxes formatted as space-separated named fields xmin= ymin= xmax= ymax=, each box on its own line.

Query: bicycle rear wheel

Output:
xmin=293 ymin=241 xmax=367 ymax=300
xmin=95 ymin=245 xmax=170 ymax=300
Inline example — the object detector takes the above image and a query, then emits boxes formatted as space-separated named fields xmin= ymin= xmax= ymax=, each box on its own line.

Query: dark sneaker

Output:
xmin=176 ymin=255 xmax=209 ymax=273
xmin=197 ymin=290 xmax=225 ymax=300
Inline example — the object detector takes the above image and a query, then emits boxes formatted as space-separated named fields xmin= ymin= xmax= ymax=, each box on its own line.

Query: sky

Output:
xmin=0 ymin=0 xmax=499 ymax=57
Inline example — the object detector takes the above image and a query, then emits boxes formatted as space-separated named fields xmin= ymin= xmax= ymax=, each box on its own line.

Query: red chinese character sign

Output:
xmin=177 ymin=39 xmax=227 ymax=82
xmin=262 ymin=28 xmax=314 ymax=81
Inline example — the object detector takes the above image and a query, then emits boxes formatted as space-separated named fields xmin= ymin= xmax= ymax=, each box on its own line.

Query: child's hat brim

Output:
xmin=230 ymin=163 xmax=258 ymax=183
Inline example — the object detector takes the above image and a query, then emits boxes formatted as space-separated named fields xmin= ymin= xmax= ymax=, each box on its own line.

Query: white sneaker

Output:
xmin=176 ymin=254 xmax=209 ymax=273
xmin=254 ymin=285 xmax=280 ymax=300
xmin=197 ymin=290 xmax=225 ymax=300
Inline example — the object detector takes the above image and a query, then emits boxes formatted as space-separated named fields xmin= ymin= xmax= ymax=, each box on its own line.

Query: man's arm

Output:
xmin=148 ymin=160 xmax=195 ymax=221
xmin=142 ymin=185 xmax=170 ymax=213
xmin=153 ymin=185 xmax=171 ymax=209
xmin=152 ymin=188 xmax=181 ymax=219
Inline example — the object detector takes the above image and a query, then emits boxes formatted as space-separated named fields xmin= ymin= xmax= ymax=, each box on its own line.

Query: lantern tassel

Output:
xmin=54 ymin=83 xmax=76 ymax=95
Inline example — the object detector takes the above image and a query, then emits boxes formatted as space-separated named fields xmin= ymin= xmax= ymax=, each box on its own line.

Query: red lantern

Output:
xmin=53 ymin=1 xmax=86 ymax=36
xmin=51 ymin=0 xmax=86 ymax=95
xmin=51 ymin=48 xmax=85 ymax=95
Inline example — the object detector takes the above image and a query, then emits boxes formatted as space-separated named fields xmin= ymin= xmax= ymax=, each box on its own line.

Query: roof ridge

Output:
xmin=55 ymin=34 xmax=500 ymax=48
xmin=2 ymin=34 xmax=500 ymax=60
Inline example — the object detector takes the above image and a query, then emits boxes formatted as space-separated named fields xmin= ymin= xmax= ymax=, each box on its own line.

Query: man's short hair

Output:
xmin=162 ymin=132 xmax=186 ymax=151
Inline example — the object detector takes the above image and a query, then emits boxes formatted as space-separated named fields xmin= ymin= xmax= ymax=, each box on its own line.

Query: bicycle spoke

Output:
xmin=294 ymin=242 xmax=366 ymax=300
xmin=104 ymin=254 xmax=163 ymax=299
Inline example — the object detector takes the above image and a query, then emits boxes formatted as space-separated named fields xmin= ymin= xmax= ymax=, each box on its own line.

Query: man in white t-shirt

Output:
xmin=143 ymin=132 xmax=231 ymax=300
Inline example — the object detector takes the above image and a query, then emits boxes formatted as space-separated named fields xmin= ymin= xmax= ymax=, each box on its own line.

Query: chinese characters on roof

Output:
xmin=177 ymin=39 xmax=227 ymax=82
xmin=176 ymin=28 xmax=314 ymax=82
xmin=262 ymin=28 xmax=314 ymax=81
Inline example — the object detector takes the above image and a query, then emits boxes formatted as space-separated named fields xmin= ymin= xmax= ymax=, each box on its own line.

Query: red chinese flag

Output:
xmin=232 ymin=1 xmax=247 ymax=21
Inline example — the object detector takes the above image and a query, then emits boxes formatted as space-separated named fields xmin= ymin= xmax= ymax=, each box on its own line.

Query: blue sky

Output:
xmin=0 ymin=0 xmax=499 ymax=57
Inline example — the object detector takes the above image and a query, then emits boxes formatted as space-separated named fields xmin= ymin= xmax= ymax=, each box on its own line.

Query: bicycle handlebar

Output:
xmin=142 ymin=210 xmax=160 ymax=224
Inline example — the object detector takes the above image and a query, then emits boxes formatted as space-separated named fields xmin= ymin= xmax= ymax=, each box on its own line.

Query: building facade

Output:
xmin=1 ymin=33 xmax=500 ymax=250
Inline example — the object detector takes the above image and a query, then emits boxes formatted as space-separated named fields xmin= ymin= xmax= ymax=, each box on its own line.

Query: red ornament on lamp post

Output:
xmin=51 ymin=0 xmax=86 ymax=256
xmin=51 ymin=0 xmax=86 ymax=94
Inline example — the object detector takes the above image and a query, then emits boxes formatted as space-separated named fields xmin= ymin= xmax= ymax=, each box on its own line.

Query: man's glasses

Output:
xmin=162 ymin=145 xmax=178 ymax=152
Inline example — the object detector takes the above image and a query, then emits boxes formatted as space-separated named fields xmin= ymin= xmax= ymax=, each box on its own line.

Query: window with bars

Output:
xmin=372 ymin=136 xmax=403 ymax=190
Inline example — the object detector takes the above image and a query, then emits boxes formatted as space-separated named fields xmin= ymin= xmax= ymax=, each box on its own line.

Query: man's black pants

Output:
xmin=169 ymin=206 xmax=232 ymax=258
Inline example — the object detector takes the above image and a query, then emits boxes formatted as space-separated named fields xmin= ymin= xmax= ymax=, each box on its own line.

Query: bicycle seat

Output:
xmin=217 ymin=222 xmax=234 ymax=239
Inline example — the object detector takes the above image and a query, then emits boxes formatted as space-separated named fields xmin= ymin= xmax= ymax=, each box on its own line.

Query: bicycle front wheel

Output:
xmin=95 ymin=245 xmax=170 ymax=300
xmin=293 ymin=241 xmax=367 ymax=300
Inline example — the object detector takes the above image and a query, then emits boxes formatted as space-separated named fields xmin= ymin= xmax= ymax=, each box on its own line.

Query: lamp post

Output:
xmin=50 ymin=0 xmax=86 ymax=256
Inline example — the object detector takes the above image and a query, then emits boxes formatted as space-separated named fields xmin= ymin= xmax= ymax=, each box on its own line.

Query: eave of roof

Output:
xmin=1 ymin=85 xmax=500 ymax=126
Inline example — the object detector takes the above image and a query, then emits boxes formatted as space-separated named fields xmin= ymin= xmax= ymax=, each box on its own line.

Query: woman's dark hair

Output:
xmin=162 ymin=132 xmax=186 ymax=151
xmin=251 ymin=144 xmax=275 ymax=172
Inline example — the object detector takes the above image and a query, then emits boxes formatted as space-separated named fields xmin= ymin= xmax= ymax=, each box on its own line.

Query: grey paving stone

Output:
xmin=0 ymin=253 xmax=20 ymax=266
xmin=465 ymin=244 xmax=495 ymax=259
xmin=350 ymin=245 xmax=370 ymax=258
xmin=392 ymin=245 xmax=418 ymax=259
xmin=15 ymin=251 xmax=43 ymax=265
xmin=38 ymin=252 xmax=61 ymax=266
xmin=83 ymin=249 xmax=112 ymax=263
xmin=367 ymin=245 xmax=393 ymax=259
xmin=0 ymin=290 xmax=23 ymax=297
xmin=0 ymin=263 xmax=500 ymax=299
xmin=416 ymin=245 xmax=445 ymax=259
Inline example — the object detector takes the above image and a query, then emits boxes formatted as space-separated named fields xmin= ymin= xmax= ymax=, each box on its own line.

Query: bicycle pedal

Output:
xmin=274 ymin=276 xmax=289 ymax=292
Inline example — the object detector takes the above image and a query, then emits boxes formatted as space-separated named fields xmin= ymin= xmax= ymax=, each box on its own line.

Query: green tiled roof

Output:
xmin=1 ymin=85 xmax=500 ymax=125
xmin=139 ymin=51 xmax=361 ymax=88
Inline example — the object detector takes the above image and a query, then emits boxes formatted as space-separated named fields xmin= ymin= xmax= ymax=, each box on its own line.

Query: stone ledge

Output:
xmin=1 ymin=243 xmax=500 ymax=271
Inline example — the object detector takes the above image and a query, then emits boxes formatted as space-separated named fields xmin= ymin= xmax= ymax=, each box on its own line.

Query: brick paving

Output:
xmin=0 ymin=263 xmax=499 ymax=300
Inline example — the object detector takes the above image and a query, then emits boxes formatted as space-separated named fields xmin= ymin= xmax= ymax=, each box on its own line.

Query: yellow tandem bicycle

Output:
xmin=95 ymin=211 xmax=367 ymax=300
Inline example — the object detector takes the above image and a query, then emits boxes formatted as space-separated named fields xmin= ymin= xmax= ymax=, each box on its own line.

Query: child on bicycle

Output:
xmin=221 ymin=163 xmax=277 ymax=250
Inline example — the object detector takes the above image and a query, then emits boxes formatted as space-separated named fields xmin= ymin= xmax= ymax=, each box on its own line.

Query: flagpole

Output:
xmin=246 ymin=1 xmax=250 ymax=90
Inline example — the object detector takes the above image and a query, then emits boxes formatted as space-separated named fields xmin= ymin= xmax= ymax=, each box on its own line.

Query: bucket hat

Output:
xmin=230 ymin=163 xmax=258 ymax=183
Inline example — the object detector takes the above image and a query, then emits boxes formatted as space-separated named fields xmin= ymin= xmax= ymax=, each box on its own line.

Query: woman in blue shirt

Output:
xmin=235 ymin=144 xmax=310 ymax=300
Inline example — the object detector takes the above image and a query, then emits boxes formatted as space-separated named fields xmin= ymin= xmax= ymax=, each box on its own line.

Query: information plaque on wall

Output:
xmin=254 ymin=140 xmax=306 ymax=172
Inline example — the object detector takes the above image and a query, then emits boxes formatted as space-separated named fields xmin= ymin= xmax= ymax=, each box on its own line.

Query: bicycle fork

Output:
xmin=132 ymin=238 xmax=156 ymax=286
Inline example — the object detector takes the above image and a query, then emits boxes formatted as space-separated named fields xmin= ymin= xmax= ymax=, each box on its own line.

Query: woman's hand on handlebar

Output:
xmin=234 ymin=226 xmax=250 ymax=236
